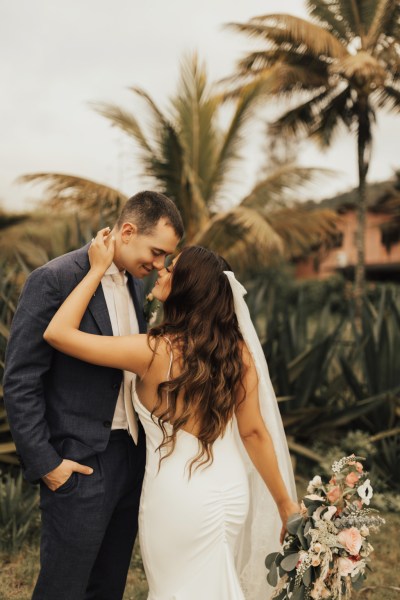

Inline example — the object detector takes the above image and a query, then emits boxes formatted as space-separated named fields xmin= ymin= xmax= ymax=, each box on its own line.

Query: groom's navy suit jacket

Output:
xmin=3 ymin=244 xmax=147 ymax=483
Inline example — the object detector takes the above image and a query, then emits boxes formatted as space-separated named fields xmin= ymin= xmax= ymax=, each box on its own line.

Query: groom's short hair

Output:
xmin=117 ymin=191 xmax=184 ymax=239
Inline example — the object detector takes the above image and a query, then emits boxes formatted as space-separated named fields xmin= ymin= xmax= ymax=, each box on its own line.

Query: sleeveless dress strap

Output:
xmin=162 ymin=336 xmax=174 ymax=408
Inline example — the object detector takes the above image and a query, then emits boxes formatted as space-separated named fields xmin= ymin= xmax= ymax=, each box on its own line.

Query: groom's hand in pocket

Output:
xmin=42 ymin=459 xmax=94 ymax=491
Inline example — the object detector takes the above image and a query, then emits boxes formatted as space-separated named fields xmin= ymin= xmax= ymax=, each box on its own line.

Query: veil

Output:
xmin=224 ymin=271 xmax=297 ymax=600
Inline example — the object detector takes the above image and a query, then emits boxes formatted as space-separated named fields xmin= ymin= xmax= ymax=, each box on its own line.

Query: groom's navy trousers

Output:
xmin=3 ymin=245 xmax=147 ymax=600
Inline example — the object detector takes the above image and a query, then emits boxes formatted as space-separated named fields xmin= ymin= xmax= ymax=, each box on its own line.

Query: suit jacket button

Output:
xmin=112 ymin=383 xmax=120 ymax=390
xmin=103 ymin=420 xmax=112 ymax=428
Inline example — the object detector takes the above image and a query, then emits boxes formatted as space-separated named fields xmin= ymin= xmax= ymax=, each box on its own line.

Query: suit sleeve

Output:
xmin=3 ymin=266 xmax=63 ymax=482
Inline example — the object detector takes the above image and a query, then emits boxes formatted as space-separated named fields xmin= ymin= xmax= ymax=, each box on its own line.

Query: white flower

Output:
xmin=313 ymin=542 xmax=322 ymax=554
xmin=360 ymin=525 xmax=369 ymax=537
xmin=307 ymin=475 xmax=322 ymax=493
xmin=323 ymin=506 xmax=337 ymax=521
xmin=357 ymin=479 xmax=373 ymax=505
xmin=305 ymin=494 xmax=323 ymax=501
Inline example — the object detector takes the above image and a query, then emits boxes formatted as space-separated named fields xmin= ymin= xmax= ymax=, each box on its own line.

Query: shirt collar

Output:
xmin=104 ymin=262 xmax=126 ymax=278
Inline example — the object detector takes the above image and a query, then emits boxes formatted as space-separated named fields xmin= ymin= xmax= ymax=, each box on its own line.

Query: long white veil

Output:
xmin=224 ymin=271 xmax=297 ymax=600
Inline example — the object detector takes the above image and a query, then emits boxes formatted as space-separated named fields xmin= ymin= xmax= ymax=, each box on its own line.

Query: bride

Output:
xmin=44 ymin=228 xmax=298 ymax=600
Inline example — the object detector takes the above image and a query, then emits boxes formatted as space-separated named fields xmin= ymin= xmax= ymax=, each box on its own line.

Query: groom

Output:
xmin=3 ymin=190 xmax=183 ymax=599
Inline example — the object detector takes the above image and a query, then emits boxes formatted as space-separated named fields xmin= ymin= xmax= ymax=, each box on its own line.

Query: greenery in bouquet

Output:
xmin=265 ymin=455 xmax=385 ymax=600
xmin=143 ymin=292 xmax=161 ymax=325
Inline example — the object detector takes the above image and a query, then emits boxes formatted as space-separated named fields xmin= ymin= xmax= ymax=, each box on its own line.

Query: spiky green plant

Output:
xmin=0 ymin=471 xmax=39 ymax=554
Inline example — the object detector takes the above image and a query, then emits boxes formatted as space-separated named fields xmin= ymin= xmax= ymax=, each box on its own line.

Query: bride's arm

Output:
xmin=235 ymin=347 xmax=298 ymax=540
xmin=43 ymin=229 xmax=153 ymax=377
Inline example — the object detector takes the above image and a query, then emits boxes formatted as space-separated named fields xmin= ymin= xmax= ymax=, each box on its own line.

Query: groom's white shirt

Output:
xmin=101 ymin=262 xmax=139 ymax=430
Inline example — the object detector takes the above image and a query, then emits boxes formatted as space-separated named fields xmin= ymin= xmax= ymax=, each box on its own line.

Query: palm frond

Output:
xmin=309 ymin=85 xmax=354 ymax=147
xmin=207 ymin=76 xmax=274 ymax=204
xmin=228 ymin=14 xmax=348 ymax=60
xmin=268 ymin=89 xmax=330 ymax=138
xmin=129 ymin=86 xmax=167 ymax=125
xmin=373 ymin=84 xmax=400 ymax=113
xmin=195 ymin=206 xmax=285 ymax=271
xmin=170 ymin=53 xmax=221 ymax=204
xmin=240 ymin=165 xmax=335 ymax=210
xmin=18 ymin=173 xmax=128 ymax=217
xmin=365 ymin=0 xmax=397 ymax=49
xmin=336 ymin=0 xmax=366 ymax=40
xmin=0 ymin=210 xmax=29 ymax=231
xmin=268 ymin=206 xmax=339 ymax=258
xmin=236 ymin=48 xmax=329 ymax=81
xmin=306 ymin=0 xmax=354 ymax=43
xmin=92 ymin=102 xmax=154 ymax=156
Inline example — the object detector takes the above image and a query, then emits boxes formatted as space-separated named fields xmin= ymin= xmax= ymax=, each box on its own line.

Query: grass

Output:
xmin=0 ymin=513 xmax=399 ymax=599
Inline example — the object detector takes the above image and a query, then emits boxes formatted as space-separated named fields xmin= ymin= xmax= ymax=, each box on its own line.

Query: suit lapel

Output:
xmin=74 ymin=247 xmax=113 ymax=336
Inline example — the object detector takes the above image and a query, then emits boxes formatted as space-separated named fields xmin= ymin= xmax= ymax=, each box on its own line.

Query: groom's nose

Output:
xmin=152 ymin=255 xmax=166 ymax=270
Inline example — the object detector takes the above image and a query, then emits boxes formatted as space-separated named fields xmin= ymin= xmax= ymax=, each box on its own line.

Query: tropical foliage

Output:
xmin=229 ymin=0 xmax=400 ymax=298
xmin=20 ymin=54 xmax=339 ymax=273
xmin=0 ymin=471 xmax=39 ymax=553
xmin=245 ymin=271 xmax=400 ymax=492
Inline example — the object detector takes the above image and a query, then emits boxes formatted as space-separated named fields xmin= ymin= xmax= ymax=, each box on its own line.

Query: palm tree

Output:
xmin=21 ymin=54 xmax=338 ymax=272
xmin=228 ymin=0 xmax=400 ymax=297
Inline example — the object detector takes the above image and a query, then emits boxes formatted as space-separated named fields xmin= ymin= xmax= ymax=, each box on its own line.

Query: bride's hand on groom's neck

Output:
xmin=89 ymin=227 xmax=115 ymax=276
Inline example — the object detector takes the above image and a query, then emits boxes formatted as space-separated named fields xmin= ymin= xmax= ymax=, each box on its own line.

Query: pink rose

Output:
xmin=327 ymin=486 xmax=341 ymax=503
xmin=338 ymin=556 xmax=357 ymax=576
xmin=345 ymin=472 xmax=360 ymax=488
xmin=349 ymin=460 xmax=363 ymax=473
xmin=337 ymin=527 xmax=363 ymax=556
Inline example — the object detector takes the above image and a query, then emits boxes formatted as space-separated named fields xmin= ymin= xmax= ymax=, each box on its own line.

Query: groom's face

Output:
xmin=114 ymin=217 xmax=179 ymax=278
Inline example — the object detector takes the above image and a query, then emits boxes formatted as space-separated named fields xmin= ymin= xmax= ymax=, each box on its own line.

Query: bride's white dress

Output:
xmin=134 ymin=391 xmax=250 ymax=600
xmin=132 ymin=270 xmax=298 ymax=600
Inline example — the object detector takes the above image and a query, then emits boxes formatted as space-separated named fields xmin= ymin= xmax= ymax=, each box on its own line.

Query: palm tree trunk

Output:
xmin=354 ymin=106 xmax=370 ymax=323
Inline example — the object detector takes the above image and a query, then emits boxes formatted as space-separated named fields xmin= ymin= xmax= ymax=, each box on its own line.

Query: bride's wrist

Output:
xmin=277 ymin=497 xmax=296 ymax=512
xmin=88 ymin=266 xmax=105 ymax=280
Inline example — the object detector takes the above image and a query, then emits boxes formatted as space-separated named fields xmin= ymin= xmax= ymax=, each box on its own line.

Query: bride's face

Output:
xmin=151 ymin=255 xmax=179 ymax=302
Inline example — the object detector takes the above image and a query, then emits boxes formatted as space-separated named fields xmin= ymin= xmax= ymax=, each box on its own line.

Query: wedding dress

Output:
xmin=134 ymin=386 xmax=250 ymax=600
xmin=133 ymin=272 xmax=296 ymax=600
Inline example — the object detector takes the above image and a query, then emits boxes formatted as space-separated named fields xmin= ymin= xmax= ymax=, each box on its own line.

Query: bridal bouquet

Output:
xmin=266 ymin=455 xmax=385 ymax=600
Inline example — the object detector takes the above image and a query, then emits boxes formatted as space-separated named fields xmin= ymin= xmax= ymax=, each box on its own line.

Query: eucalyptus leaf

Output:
xmin=291 ymin=585 xmax=305 ymax=600
xmin=265 ymin=551 xmax=280 ymax=569
xmin=287 ymin=512 xmax=303 ymax=534
xmin=280 ymin=552 xmax=300 ymax=572
xmin=303 ymin=497 xmax=324 ymax=508
xmin=267 ymin=563 xmax=278 ymax=587
xmin=352 ymin=574 xmax=365 ymax=590
xmin=302 ymin=567 xmax=312 ymax=587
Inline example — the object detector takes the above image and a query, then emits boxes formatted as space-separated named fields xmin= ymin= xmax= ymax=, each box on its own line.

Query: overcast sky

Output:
xmin=2 ymin=0 xmax=399 ymax=213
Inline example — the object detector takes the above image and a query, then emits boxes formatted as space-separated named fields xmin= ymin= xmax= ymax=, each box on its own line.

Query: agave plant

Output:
xmin=247 ymin=275 xmax=400 ymax=462
xmin=229 ymin=0 xmax=400 ymax=302
xmin=0 ymin=471 xmax=39 ymax=553
xmin=19 ymin=54 xmax=339 ymax=273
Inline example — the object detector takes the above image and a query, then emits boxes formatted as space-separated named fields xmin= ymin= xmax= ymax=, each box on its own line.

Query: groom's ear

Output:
xmin=120 ymin=222 xmax=138 ymax=242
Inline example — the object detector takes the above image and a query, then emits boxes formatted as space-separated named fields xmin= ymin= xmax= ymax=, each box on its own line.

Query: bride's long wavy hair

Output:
xmin=149 ymin=246 xmax=246 ymax=472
